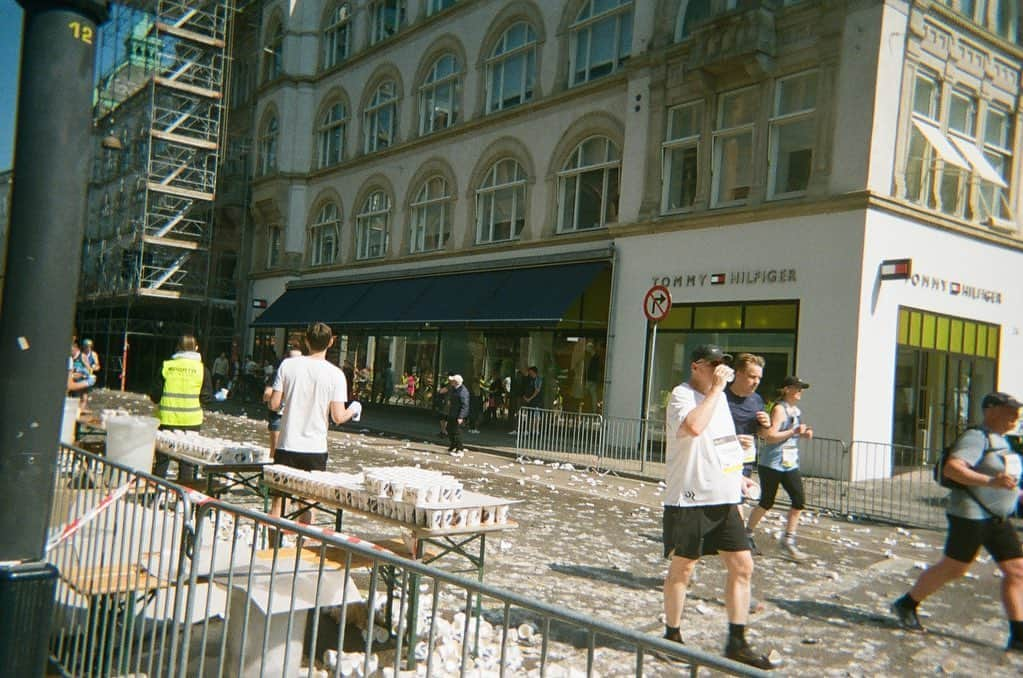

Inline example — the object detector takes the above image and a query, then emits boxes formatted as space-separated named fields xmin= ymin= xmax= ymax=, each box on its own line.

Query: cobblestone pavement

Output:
xmin=89 ymin=390 xmax=1023 ymax=676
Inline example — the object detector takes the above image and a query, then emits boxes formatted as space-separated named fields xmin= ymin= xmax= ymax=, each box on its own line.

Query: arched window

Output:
xmin=323 ymin=3 xmax=351 ymax=70
xmin=317 ymin=101 xmax=346 ymax=168
xmin=419 ymin=53 xmax=461 ymax=135
xmin=410 ymin=176 xmax=451 ymax=253
xmin=558 ymin=136 xmax=619 ymax=232
xmin=476 ymin=159 xmax=526 ymax=243
xmin=675 ymin=0 xmax=738 ymax=40
xmin=369 ymin=0 xmax=406 ymax=45
xmin=569 ymin=0 xmax=632 ymax=86
xmin=485 ymin=22 xmax=537 ymax=113
xmin=356 ymin=191 xmax=390 ymax=259
xmin=309 ymin=203 xmax=341 ymax=266
xmin=364 ymin=80 xmax=398 ymax=153
xmin=258 ymin=114 xmax=278 ymax=175
xmin=262 ymin=17 xmax=283 ymax=82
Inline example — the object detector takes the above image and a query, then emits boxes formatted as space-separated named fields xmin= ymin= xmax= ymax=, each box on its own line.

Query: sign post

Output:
xmin=640 ymin=286 xmax=671 ymax=472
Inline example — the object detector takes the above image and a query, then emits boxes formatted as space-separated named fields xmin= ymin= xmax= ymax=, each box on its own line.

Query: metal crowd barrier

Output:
xmin=47 ymin=443 xmax=194 ymax=677
xmin=841 ymin=441 xmax=945 ymax=529
xmin=47 ymin=443 xmax=766 ymax=677
xmin=515 ymin=408 xmax=950 ymax=530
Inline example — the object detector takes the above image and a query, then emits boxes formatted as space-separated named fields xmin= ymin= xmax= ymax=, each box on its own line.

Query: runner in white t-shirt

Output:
xmin=659 ymin=344 xmax=779 ymax=670
xmin=269 ymin=322 xmax=357 ymax=523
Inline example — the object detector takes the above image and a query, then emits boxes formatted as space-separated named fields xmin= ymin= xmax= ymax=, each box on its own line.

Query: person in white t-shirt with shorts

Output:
xmin=269 ymin=322 xmax=357 ymax=523
xmin=660 ymin=344 xmax=779 ymax=670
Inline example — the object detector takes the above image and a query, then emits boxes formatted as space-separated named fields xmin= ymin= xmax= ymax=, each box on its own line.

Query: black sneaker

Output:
xmin=725 ymin=642 xmax=780 ymax=670
xmin=891 ymin=598 xmax=924 ymax=631
xmin=1006 ymin=638 xmax=1023 ymax=653
xmin=654 ymin=630 xmax=686 ymax=663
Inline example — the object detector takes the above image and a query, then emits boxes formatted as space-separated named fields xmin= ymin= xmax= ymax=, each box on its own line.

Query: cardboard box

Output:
xmin=221 ymin=553 xmax=364 ymax=677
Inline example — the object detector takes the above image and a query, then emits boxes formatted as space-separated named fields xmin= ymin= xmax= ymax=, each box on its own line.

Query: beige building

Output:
xmin=241 ymin=0 xmax=1022 ymax=474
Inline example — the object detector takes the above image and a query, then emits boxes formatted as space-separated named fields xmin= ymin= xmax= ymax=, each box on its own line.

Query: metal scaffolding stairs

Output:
xmin=83 ymin=0 xmax=231 ymax=301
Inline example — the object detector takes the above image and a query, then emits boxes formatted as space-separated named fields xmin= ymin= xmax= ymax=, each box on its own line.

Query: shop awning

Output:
xmin=252 ymin=261 xmax=608 ymax=328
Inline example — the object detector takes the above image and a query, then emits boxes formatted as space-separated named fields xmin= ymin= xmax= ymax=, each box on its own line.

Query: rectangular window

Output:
xmin=980 ymin=106 xmax=1013 ymax=222
xmin=712 ymin=87 xmax=757 ymax=206
xmin=427 ymin=0 xmax=456 ymax=15
xmin=662 ymin=101 xmax=702 ymax=212
xmin=649 ymin=300 xmax=800 ymax=424
xmin=267 ymin=226 xmax=281 ymax=268
xmin=370 ymin=0 xmax=405 ymax=44
xmin=947 ymin=90 xmax=976 ymax=137
xmin=768 ymin=71 xmax=817 ymax=199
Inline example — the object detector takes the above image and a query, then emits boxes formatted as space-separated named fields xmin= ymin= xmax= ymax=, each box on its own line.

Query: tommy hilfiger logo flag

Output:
xmin=879 ymin=258 xmax=912 ymax=280
xmin=950 ymin=282 xmax=961 ymax=295
xmin=710 ymin=273 xmax=726 ymax=285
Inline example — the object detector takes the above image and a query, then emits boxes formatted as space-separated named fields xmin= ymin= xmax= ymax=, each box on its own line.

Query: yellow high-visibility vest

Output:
xmin=158 ymin=357 xmax=204 ymax=428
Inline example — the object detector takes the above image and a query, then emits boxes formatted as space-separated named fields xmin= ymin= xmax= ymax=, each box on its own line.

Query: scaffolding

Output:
xmin=78 ymin=0 xmax=235 ymax=391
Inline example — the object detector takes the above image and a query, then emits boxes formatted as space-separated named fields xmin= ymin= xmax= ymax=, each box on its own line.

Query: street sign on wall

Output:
xmin=643 ymin=285 xmax=671 ymax=323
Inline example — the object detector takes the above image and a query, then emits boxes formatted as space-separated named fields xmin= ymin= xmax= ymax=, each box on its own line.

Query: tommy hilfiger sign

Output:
xmin=907 ymin=273 xmax=1003 ymax=304
xmin=650 ymin=269 xmax=798 ymax=289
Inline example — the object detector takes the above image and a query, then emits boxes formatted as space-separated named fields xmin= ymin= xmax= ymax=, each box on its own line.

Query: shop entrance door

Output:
xmin=892 ymin=346 xmax=996 ymax=455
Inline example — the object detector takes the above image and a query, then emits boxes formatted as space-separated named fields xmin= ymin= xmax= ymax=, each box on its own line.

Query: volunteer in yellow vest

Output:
xmin=150 ymin=334 xmax=213 ymax=478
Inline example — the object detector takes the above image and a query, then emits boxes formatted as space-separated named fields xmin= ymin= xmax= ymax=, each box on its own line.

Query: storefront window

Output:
xmin=645 ymin=301 xmax=799 ymax=424
xmin=892 ymin=307 xmax=999 ymax=455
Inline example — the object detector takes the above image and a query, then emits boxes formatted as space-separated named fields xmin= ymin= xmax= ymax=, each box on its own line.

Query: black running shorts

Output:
xmin=756 ymin=466 xmax=806 ymax=510
xmin=944 ymin=514 xmax=1023 ymax=563
xmin=662 ymin=503 xmax=749 ymax=559
xmin=274 ymin=449 xmax=328 ymax=472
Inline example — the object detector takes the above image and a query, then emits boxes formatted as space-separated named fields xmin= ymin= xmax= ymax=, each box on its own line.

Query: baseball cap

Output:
xmin=691 ymin=344 xmax=732 ymax=364
xmin=449 ymin=374 xmax=463 ymax=386
xmin=82 ymin=338 xmax=93 ymax=347
xmin=982 ymin=392 xmax=1023 ymax=409
xmin=780 ymin=376 xmax=810 ymax=390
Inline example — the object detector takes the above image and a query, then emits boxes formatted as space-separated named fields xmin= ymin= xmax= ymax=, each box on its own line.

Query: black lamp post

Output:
xmin=0 ymin=0 xmax=107 ymax=673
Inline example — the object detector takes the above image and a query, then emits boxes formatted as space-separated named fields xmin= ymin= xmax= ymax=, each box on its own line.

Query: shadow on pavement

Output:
xmin=548 ymin=563 xmax=664 ymax=591
xmin=769 ymin=597 xmax=996 ymax=650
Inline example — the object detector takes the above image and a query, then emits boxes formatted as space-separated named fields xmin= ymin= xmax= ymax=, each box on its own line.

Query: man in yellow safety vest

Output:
xmin=151 ymin=334 xmax=212 ymax=478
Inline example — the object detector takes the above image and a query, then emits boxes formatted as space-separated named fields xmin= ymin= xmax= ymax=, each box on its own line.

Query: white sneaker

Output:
xmin=507 ymin=430 xmax=518 ymax=435
xmin=780 ymin=539 xmax=807 ymax=562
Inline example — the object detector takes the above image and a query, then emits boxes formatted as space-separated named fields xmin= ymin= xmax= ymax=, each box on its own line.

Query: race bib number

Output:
xmin=738 ymin=435 xmax=756 ymax=464
xmin=714 ymin=435 xmax=744 ymax=474
xmin=781 ymin=444 xmax=799 ymax=469
xmin=1003 ymin=453 xmax=1022 ymax=481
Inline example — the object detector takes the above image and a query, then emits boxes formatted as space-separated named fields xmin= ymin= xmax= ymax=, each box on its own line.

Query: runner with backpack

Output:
xmin=892 ymin=392 xmax=1023 ymax=654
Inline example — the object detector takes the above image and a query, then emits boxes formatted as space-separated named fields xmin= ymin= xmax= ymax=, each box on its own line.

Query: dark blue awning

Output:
xmin=252 ymin=261 xmax=607 ymax=328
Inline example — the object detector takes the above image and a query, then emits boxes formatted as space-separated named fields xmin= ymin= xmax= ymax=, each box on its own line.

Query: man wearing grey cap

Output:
xmin=660 ymin=344 xmax=778 ymax=669
xmin=892 ymin=391 xmax=1023 ymax=654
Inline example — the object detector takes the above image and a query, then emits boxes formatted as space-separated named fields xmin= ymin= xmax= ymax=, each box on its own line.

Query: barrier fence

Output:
xmin=47 ymin=444 xmax=767 ymax=677
xmin=515 ymin=408 xmax=949 ymax=530
xmin=47 ymin=444 xmax=194 ymax=677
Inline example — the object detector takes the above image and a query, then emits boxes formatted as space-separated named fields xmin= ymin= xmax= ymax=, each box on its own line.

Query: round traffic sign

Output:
xmin=643 ymin=285 xmax=672 ymax=322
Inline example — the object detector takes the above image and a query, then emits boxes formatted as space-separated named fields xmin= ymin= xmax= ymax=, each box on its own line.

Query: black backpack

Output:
xmin=933 ymin=426 xmax=987 ymax=489
xmin=932 ymin=429 xmax=986 ymax=488
xmin=933 ymin=427 xmax=1011 ymax=520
